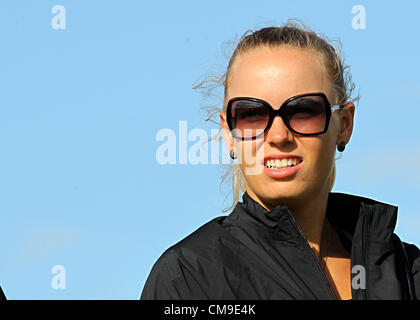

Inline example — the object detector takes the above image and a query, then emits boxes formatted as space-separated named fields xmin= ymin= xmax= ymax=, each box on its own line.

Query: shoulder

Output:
xmin=169 ymin=215 xmax=241 ymax=260
xmin=402 ymin=241 xmax=420 ymax=300
xmin=140 ymin=216 xmax=242 ymax=299
xmin=403 ymin=241 xmax=420 ymax=266
xmin=161 ymin=216 xmax=240 ymax=266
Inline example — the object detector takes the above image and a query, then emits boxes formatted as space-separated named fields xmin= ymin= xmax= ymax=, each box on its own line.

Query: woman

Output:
xmin=141 ymin=21 xmax=420 ymax=300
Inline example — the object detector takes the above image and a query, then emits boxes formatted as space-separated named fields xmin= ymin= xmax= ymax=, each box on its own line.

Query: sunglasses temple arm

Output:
xmin=331 ymin=104 xmax=342 ymax=112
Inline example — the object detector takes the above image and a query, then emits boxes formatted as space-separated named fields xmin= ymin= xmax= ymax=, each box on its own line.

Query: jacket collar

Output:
xmin=233 ymin=191 xmax=398 ymax=243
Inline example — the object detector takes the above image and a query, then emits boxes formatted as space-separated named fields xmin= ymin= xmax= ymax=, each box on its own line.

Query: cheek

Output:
xmin=235 ymin=140 xmax=263 ymax=166
xmin=236 ymin=140 xmax=265 ymax=183
xmin=297 ymin=136 xmax=336 ymax=180
xmin=313 ymin=145 xmax=336 ymax=182
xmin=313 ymin=114 xmax=340 ymax=158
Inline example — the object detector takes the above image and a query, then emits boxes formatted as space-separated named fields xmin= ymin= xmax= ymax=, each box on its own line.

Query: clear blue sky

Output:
xmin=0 ymin=1 xmax=419 ymax=299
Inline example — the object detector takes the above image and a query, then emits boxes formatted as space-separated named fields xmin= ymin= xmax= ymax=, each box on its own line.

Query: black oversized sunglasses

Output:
xmin=226 ymin=92 xmax=345 ymax=140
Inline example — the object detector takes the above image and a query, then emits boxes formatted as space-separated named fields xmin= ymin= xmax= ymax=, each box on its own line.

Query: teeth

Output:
xmin=265 ymin=157 xmax=301 ymax=169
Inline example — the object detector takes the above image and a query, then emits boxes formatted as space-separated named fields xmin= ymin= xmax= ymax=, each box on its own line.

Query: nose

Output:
xmin=265 ymin=115 xmax=294 ymax=145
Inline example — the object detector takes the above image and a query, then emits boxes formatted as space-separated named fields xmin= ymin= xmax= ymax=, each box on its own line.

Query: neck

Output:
xmin=247 ymin=187 xmax=331 ymax=260
xmin=293 ymin=191 xmax=328 ymax=240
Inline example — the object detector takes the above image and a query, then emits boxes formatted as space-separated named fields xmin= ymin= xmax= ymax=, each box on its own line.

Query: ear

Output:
xmin=220 ymin=112 xmax=234 ymax=153
xmin=337 ymin=102 xmax=355 ymax=144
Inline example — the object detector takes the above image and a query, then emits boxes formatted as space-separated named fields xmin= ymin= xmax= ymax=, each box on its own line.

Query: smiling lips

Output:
xmin=262 ymin=155 xmax=303 ymax=178
xmin=265 ymin=157 xmax=302 ymax=169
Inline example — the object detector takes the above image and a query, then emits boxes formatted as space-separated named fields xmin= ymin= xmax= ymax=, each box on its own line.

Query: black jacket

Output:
xmin=140 ymin=192 xmax=420 ymax=300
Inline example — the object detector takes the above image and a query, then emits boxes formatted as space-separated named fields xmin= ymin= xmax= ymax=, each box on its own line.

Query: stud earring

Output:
xmin=337 ymin=141 xmax=346 ymax=152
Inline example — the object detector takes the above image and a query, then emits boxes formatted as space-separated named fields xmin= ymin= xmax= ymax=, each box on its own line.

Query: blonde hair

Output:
xmin=194 ymin=19 xmax=359 ymax=212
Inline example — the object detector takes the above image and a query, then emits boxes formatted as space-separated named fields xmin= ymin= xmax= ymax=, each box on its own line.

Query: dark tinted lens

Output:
xmin=284 ymin=96 xmax=327 ymax=134
xmin=230 ymin=99 xmax=269 ymax=138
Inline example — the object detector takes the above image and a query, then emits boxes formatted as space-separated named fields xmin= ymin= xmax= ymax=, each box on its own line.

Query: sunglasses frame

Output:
xmin=226 ymin=92 xmax=345 ymax=140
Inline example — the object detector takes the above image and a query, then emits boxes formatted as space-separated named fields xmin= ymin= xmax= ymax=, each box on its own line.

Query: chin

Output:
xmin=251 ymin=182 xmax=304 ymax=209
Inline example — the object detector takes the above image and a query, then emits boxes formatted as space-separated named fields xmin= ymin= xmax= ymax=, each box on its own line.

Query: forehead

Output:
xmin=226 ymin=46 xmax=331 ymax=104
